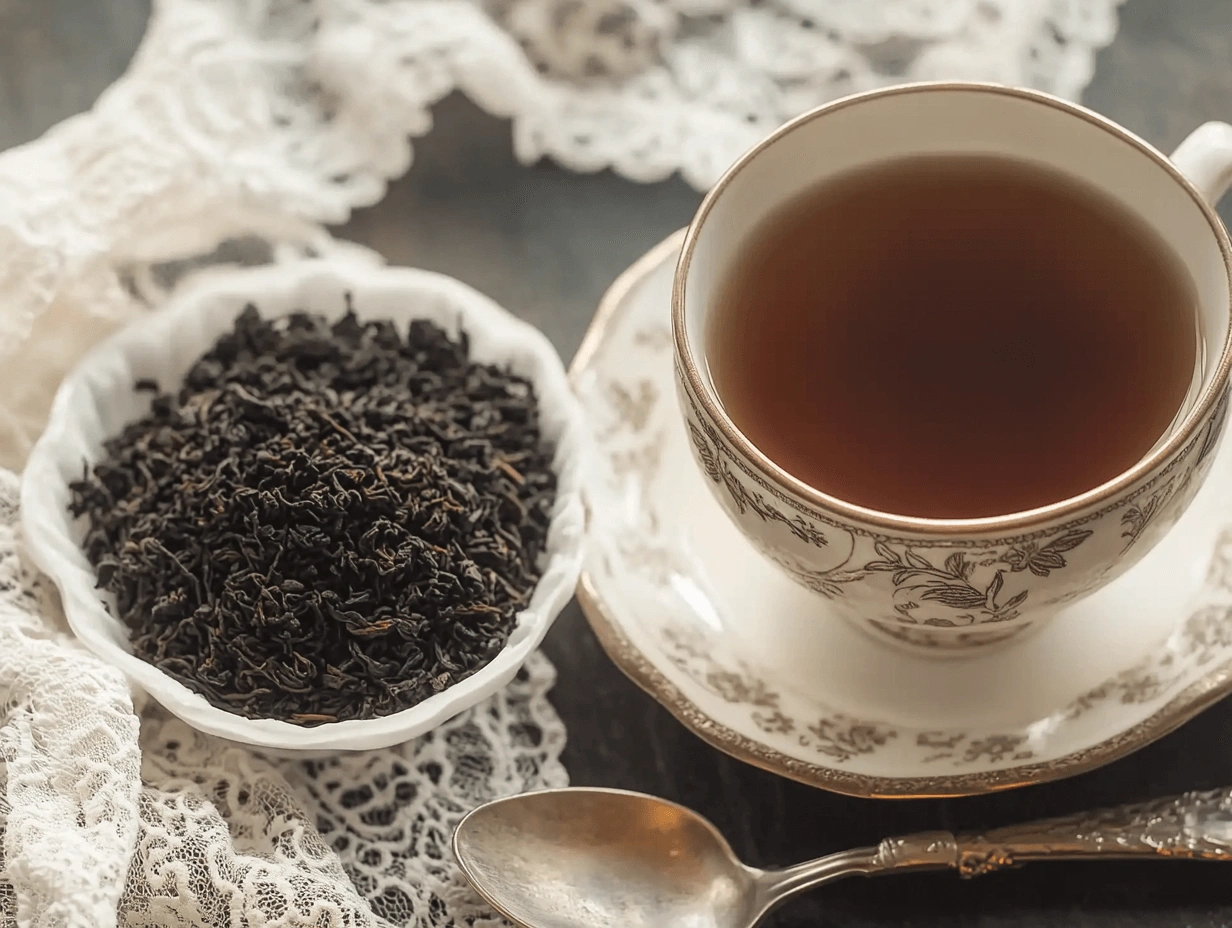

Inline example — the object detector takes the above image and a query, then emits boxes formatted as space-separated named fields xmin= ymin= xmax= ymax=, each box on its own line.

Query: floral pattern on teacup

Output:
xmin=679 ymin=371 xmax=1230 ymax=651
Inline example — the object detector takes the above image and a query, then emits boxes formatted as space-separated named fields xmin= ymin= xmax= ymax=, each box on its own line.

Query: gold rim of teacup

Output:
xmin=672 ymin=81 xmax=1232 ymax=537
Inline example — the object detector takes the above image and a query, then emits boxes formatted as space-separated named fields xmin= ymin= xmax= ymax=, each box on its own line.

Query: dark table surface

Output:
xmin=5 ymin=2 xmax=1232 ymax=925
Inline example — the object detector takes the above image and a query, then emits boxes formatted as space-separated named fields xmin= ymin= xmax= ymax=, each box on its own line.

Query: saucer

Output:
xmin=570 ymin=230 xmax=1232 ymax=798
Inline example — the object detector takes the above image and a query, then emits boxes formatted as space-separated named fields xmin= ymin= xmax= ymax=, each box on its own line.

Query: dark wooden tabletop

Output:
xmin=5 ymin=2 xmax=1232 ymax=925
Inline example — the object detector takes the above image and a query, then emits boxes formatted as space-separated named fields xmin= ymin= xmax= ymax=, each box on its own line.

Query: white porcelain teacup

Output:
xmin=674 ymin=83 xmax=1232 ymax=654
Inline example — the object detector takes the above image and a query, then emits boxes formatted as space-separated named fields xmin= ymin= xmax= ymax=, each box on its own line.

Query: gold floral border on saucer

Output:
xmin=577 ymin=575 xmax=1232 ymax=798
xmin=568 ymin=229 xmax=1232 ymax=799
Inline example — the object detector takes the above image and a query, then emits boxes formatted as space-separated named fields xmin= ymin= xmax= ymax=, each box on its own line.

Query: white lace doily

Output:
xmin=0 ymin=0 xmax=1122 ymax=924
xmin=0 ymin=0 xmax=1125 ymax=471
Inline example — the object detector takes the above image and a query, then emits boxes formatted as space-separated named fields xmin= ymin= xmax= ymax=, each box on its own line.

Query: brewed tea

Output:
xmin=709 ymin=155 xmax=1198 ymax=519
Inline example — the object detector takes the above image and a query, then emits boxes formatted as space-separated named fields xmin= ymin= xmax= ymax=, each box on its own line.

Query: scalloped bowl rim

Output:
xmin=21 ymin=258 xmax=587 ymax=752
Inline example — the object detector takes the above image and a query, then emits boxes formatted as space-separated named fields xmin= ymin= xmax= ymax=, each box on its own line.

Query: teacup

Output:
xmin=673 ymin=82 xmax=1232 ymax=654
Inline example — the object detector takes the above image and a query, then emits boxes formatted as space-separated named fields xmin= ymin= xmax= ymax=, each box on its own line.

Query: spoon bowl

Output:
xmin=453 ymin=788 xmax=760 ymax=928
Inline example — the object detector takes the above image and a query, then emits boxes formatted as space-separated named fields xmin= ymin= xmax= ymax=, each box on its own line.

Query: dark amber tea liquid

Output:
xmin=709 ymin=155 xmax=1198 ymax=519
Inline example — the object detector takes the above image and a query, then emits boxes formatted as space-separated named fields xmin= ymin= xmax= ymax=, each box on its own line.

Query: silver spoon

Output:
xmin=453 ymin=786 xmax=1232 ymax=928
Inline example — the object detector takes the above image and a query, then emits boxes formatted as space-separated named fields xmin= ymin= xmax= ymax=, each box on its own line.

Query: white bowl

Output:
xmin=22 ymin=258 xmax=587 ymax=752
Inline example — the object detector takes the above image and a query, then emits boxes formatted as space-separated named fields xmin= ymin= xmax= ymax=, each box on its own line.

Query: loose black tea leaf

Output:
xmin=69 ymin=304 xmax=557 ymax=724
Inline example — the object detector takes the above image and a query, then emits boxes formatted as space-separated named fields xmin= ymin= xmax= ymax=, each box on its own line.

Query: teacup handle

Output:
xmin=1171 ymin=121 xmax=1232 ymax=206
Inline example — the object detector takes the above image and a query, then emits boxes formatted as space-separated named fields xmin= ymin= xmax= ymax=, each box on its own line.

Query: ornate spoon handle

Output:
xmin=875 ymin=788 xmax=1232 ymax=877
xmin=755 ymin=789 xmax=1232 ymax=915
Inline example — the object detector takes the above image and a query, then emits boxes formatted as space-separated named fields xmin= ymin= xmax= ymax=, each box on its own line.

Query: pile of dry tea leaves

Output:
xmin=69 ymin=305 xmax=557 ymax=724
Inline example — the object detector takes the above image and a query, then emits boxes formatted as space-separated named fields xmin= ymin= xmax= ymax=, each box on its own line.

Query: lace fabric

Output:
xmin=125 ymin=656 xmax=565 ymax=928
xmin=0 ymin=0 xmax=1122 ymax=924
xmin=0 ymin=0 xmax=1124 ymax=471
